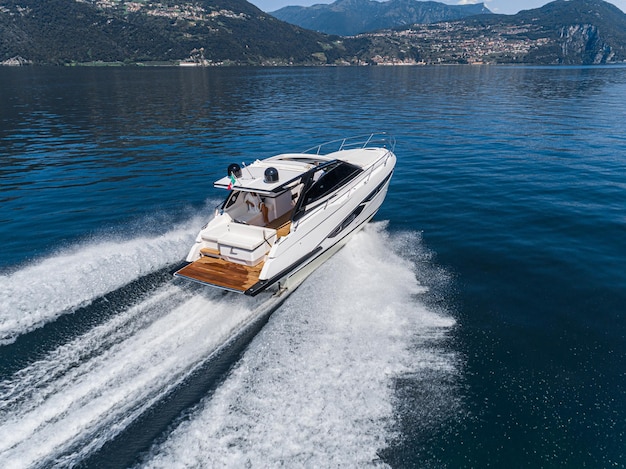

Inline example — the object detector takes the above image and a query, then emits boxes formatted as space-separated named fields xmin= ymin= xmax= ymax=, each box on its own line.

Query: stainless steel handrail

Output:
xmin=303 ymin=133 xmax=395 ymax=155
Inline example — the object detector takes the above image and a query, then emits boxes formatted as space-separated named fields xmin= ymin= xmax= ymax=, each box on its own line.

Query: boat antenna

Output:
xmin=241 ymin=162 xmax=254 ymax=179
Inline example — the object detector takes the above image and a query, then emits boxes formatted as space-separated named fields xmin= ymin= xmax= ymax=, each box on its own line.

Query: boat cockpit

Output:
xmin=220 ymin=159 xmax=363 ymax=228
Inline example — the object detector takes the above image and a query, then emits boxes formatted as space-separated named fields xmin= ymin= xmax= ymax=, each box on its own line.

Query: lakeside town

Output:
xmin=88 ymin=0 xmax=249 ymax=21
xmin=88 ymin=1 xmax=552 ymax=65
xmin=2 ymin=0 xmax=625 ymax=66
xmin=364 ymin=22 xmax=553 ymax=65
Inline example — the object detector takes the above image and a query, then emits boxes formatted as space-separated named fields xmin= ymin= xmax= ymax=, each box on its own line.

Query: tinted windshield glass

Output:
xmin=303 ymin=162 xmax=361 ymax=206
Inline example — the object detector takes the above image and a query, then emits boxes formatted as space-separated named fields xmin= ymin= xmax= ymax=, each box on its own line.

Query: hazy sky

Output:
xmin=251 ymin=0 xmax=626 ymax=15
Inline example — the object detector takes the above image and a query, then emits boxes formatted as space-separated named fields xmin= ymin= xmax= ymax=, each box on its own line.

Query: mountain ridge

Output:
xmin=270 ymin=0 xmax=492 ymax=36
xmin=422 ymin=0 xmax=626 ymax=64
xmin=1 ymin=0 xmax=625 ymax=66
xmin=0 ymin=0 xmax=356 ymax=65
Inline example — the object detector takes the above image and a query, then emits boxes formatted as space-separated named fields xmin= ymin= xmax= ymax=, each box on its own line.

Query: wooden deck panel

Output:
xmin=276 ymin=221 xmax=291 ymax=238
xmin=175 ymin=210 xmax=293 ymax=292
xmin=267 ymin=211 xmax=293 ymax=238
xmin=175 ymin=256 xmax=264 ymax=292
xmin=199 ymin=247 xmax=220 ymax=257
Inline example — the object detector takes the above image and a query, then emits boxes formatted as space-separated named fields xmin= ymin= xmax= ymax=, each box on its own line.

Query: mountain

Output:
xmin=361 ymin=0 xmax=626 ymax=64
xmin=478 ymin=0 xmax=626 ymax=64
xmin=0 ymin=0 xmax=357 ymax=65
xmin=270 ymin=0 xmax=492 ymax=36
xmin=1 ymin=0 xmax=625 ymax=66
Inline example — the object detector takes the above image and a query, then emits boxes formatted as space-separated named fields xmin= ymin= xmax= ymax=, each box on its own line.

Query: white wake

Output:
xmin=0 ymin=281 xmax=276 ymax=468
xmin=143 ymin=222 xmax=457 ymax=467
xmin=0 ymin=221 xmax=458 ymax=468
xmin=0 ymin=216 xmax=202 ymax=345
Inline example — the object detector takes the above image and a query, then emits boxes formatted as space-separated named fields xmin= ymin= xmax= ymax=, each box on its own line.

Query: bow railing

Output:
xmin=303 ymin=133 xmax=395 ymax=155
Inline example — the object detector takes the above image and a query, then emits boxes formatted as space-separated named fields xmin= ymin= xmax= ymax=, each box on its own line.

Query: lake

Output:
xmin=1 ymin=65 xmax=625 ymax=467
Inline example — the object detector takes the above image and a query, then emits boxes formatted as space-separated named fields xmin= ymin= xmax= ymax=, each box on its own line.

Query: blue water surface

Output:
xmin=1 ymin=65 xmax=625 ymax=467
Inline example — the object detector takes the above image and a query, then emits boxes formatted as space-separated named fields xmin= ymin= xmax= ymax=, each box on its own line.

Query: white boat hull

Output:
xmin=250 ymin=169 xmax=392 ymax=295
xmin=174 ymin=134 xmax=396 ymax=296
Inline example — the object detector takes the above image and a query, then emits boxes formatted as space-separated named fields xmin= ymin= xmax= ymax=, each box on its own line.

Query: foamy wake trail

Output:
xmin=144 ymin=222 xmax=457 ymax=467
xmin=0 ymin=217 xmax=202 ymax=344
xmin=0 ymin=281 xmax=273 ymax=468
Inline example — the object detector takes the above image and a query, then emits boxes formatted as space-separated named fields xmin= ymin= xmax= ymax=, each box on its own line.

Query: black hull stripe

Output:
xmin=245 ymin=209 xmax=378 ymax=296
xmin=247 ymin=172 xmax=393 ymax=296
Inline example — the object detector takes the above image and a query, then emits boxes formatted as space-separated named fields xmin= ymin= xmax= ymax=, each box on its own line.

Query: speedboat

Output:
xmin=174 ymin=133 xmax=396 ymax=296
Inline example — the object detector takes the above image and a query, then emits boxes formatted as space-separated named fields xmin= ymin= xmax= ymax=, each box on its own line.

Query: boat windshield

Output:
xmin=302 ymin=161 xmax=361 ymax=206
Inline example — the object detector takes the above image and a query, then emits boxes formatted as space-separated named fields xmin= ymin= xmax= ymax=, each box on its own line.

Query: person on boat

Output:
xmin=244 ymin=191 xmax=269 ymax=225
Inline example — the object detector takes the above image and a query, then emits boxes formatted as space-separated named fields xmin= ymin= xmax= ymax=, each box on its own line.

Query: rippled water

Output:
xmin=1 ymin=65 xmax=625 ymax=467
